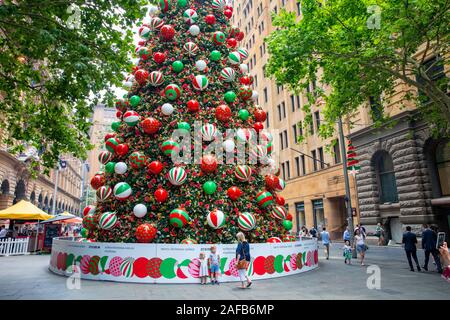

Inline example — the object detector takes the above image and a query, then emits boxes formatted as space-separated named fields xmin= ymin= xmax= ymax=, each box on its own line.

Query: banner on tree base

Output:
xmin=49 ymin=238 xmax=319 ymax=283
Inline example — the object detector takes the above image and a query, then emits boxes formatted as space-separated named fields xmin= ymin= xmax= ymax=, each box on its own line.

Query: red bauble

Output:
xmin=187 ymin=99 xmax=200 ymax=112
xmin=135 ymin=223 xmax=157 ymax=243
xmin=115 ymin=143 xmax=129 ymax=157
xmin=253 ymin=121 xmax=264 ymax=133
xmin=227 ymin=38 xmax=237 ymax=48
xmin=201 ymin=155 xmax=218 ymax=173
xmin=90 ymin=174 xmax=105 ymax=190
xmin=104 ymin=132 xmax=116 ymax=142
xmin=215 ymin=105 xmax=231 ymax=122
xmin=116 ymin=111 xmax=122 ymax=118
xmin=134 ymin=69 xmax=149 ymax=85
xmin=286 ymin=213 xmax=293 ymax=221
xmin=205 ymin=14 xmax=216 ymax=25
xmin=154 ymin=188 xmax=168 ymax=203
xmin=153 ymin=52 xmax=166 ymax=64
xmin=254 ymin=109 xmax=267 ymax=122
xmin=148 ymin=161 xmax=163 ymax=175
xmin=265 ymin=174 xmax=280 ymax=190
xmin=236 ymin=31 xmax=244 ymax=41
xmin=160 ymin=24 xmax=175 ymax=41
xmin=240 ymin=76 xmax=253 ymax=85
xmin=224 ymin=9 xmax=233 ymax=19
xmin=138 ymin=40 xmax=146 ymax=46
xmin=141 ymin=117 xmax=161 ymax=134
xmin=275 ymin=195 xmax=285 ymax=206
xmin=225 ymin=5 xmax=233 ymax=12
xmin=227 ymin=186 xmax=243 ymax=201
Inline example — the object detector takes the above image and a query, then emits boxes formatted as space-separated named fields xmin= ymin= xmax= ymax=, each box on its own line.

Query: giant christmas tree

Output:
xmin=83 ymin=0 xmax=292 ymax=244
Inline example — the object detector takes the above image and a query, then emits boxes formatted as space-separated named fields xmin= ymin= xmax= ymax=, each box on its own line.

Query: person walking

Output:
xmin=421 ymin=224 xmax=443 ymax=273
xmin=354 ymin=229 xmax=367 ymax=266
xmin=320 ymin=227 xmax=331 ymax=260
xmin=235 ymin=232 xmax=252 ymax=289
xmin=402 ymin=226 xmax=421 ymax=272
xmin=0 ymin=225 xmax=7 ymax=239
xmin=438 ymin=242 xmax=450 ymax=282
xmin=343 ymin=226 xmax=351 ymax=242
xmin=309 ymin=226 xmax=317 ymax=238
xmin=375 ymin=223 xmax=385 ymax=246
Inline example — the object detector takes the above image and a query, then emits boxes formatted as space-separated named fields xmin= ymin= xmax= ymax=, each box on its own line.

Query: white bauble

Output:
xmin=252 ymin=90 xmax=259 ymax=101
xmin=223 ymin=139 xmax=235 ymax=152
xmin=147 ymin=5 xmax=159 ymax=17
xmin=161 ymin=103 xmax=174 ymax=115
xmin=114 ymin=162 xmax=128 ymax=174
xmin=239 ymin=63 xmax=249 ymax=74
xmin=133 ymin=204 xmax=147 ymax=218
xmin=188 ymin=25 xmax=200 ymax=36
xmin=123 ymin=81 xmax=133 ymax=88
xmin=195 ymin=60 xmax=207 ymax=71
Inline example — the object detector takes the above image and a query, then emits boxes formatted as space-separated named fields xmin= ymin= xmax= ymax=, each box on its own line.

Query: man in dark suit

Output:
xmin=421 ymin=225 xmax=443 ymax=273
xmin=402 ymin=226 xmax=421 ymax=272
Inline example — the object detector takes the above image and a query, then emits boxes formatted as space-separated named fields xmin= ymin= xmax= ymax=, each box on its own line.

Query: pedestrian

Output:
xmin=320 ymin=227 xmax=331 ymax=260
xmin=402 ymin=226 xmax=421 ymax=272
xmin=421 ymin=224 xmax=443 ymax=273
xmin=0 ymin=225 xmax=7 ymax=239
xmin=235 ymin=232 xmax=252 ymax=289
xmin=438 ymin=242 xmax=450 ymax=282
xmin=309 ymin=226 xmax=317 ymax=238
xmin=343 ymin=226 xmax=351 ymax=242
xmin=198 ymin=252 xmax=208 ymax=285
xmin=354 ymin=224 xmax=366 ymax=237
xmin=354 ymin=229 xmax=367 ymax=266
xmin=208 ymin=245 xmax=220 ymax=285
xmin=375 ymin=222 xmax=385 ymax=246
xmin=343 ymin=240 xmax=352 ymax=264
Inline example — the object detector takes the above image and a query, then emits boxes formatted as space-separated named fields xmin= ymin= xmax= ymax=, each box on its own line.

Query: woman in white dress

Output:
xmin=198 ymin=252 xmax=209 ymax=285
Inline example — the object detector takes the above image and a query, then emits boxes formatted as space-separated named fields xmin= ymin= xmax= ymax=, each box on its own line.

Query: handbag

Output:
xmin=236 ymin=242 xmax=249 ymax=270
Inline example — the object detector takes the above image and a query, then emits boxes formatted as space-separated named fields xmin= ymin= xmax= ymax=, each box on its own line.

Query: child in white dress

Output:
xmin=199 ymin=252 xmax=208 ymax=285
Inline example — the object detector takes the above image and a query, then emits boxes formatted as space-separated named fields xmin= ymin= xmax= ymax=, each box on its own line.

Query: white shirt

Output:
xmin=355 ymin=235 xmax=365 ymax=246
xmin=0 ymin=229 xmax=7 ymax=238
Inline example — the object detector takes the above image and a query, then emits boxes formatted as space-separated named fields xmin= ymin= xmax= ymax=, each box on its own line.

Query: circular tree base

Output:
xmin=49 ymin=237 xmax=319 ymax=283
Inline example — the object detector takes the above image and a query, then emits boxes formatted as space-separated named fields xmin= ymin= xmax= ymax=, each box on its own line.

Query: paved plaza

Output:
xmin=0 ymin=243 xmax=449 ymax=300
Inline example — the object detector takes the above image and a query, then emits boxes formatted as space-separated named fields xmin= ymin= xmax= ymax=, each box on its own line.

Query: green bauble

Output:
xmin=177 ymin=0 xmax=188 ymax=8
xmin=203 ymin=181 xmax=217 ymax=195
xmin=210 ymin=50 xmax=221 ymax=61
xmin=111 ymin=121 xmax=121 ymax=132
xmin=172 ymin=60 xmax=184 ymax=73
xmin=129 ymin=95 xmax=140 ymax=107
xmin=105 ymin=162 xmax=116 ymax=173
xmin=238 ymin=109 xmax=250 ymax=121
xmin=283 ymin=219 xmax=293 ymax=231
xmin=224 ymin=91 xmax=237 ymax=103
xmin=80 ymin=228 xmax=88 ymax=238
xmin=177 ymin=121 xmax=190 ymax=133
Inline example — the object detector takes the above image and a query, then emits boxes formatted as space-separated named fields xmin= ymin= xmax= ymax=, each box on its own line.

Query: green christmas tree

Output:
xmin=83 ymin=0 xmax=291 ymax=244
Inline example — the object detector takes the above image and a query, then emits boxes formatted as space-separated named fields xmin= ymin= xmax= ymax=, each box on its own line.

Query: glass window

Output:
xmin=312 ymin=199 xmax=324 ymax=229
xmin=284 ymin=130 xmax=288 ymax=148
xmin=292 ymin=124 xmax=298 ymax=144
xmin=266 ymin=112 xmax=270 ymax=128
xmin=295 ymin=202 xmax=305 ymax=232
xmin=286 ymin=160 xmax=291 ymax=179
xmin=295 ymin=156 xmax=300 ymax=176
xmin=314 ymin=111 xmax=320 ymax=131
xmin=264 ymin=87 xmax=268 ymax=103
xmin=281 ymin=162 xmax=286 ymax=180
xmin=277 ymin=105 xmax=281 ymax=121
xmin=375 ymin=152 xmax=399 ymax=203
xmin=369 ymin=96 xmax=383 ymax=121
xmin=291 ymin=95 xmax=295 ymax=112
xmin=333 ymin=139 xmax=341 ymax=164
xmin=318 ymin=147 xmax=324 ymax=169
xmin=312 ymin=150 xmax=317 ymax=171
xmin=279 ymin=133 xmax=284 ymax=149
xmin=436 ymin=141 xmax=450 ymax=196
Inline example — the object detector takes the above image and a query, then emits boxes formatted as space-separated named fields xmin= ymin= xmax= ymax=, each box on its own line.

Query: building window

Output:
xmin=314 ymin=111 xmax=320 ymax=131
xmin=264 ymin=87 xmax=268 ymax=103
xmin=312 ymin=199 xmax=324 ymax=229
xmin=290 ymin=95 xmax=295 ymax=112
xmin=266 ymin=112 xmax=270 ymax=128
xmin=281 ymin=102 xmax=286 ymax=119
xmin=277 ymin=105 xmax=282 ymax=121
xmin=279 ymin=133 xmax=284 ymax=149
xmin=312 ymin=150 xmax=317 ymax=171
xmin=283 ymin=130 xmax=288 ymax=148
xmin=436 ymin=140 xmax=450 ymax=196
xmin=295 ymin=202 xmax=305 ymax=232
xmin=295 ymin=156 xmax=300 ymax=176
xmin=273 ymin=5 xmax=277 ymax=14
xmin=286 ymin=160 xmax=290 ymax=179
xmin=369 ymin=96 xmax=383 ymax=121
xmin=309 ymin=119 xmax=314 ymax=135
xmin=301 ymin=155 xmax=306 ymax=175
xmin=374 ymin=151 xmax=399 ymax=203
xmin=281 ymin=162 xmax=286 ymax=180
xmin=333 ymin=139 xmax=341 ymax=164
xmin=292 ymin=124 xmax=298 ymax=144
xmin=318 ymin=147 xmax=324 ymax=169
xmin=298 ymin=121 xmax=303 ymax=136
xmin=297 ymin=96 xmax=301 ymax=109
xmin=296 ymin=2 xmax=302 ymax=15
xmin=416 ymin=56 xmax=446 ymax=104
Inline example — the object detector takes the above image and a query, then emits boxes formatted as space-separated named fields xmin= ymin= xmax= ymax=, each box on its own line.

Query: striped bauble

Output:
xmin=192 ymin=75 xmax=209 ymax=90
xmin=237 ymin=47 xmax=249 ymax=60
xmin=201 ymin=124 xmax=217 ymax=141
xmin=139 ymin=26 xmax=151 ymax=40
xmin=113 ymin=182 xmax=132 ymax=200
xmin=149 ymin=17 xmax=164 ymax=31
xmin=168 ymin=167 xmax=187 ymax=186
xmin=238 ymin=212 xmax=256 ymax=231
xmin=183 ymin=41 xmax=199 ymax=56
xmin=256 ymin=190 xmax=274 ymax=208
xmin=96 ymin=186 xmax=112 ymax=202
xmin=181 ymin=238 xmax=197 ymax=244
xmin=98 ymin=151 xmax=113 ymax=165
xmin=234 ymin=165 xmax=252 ymax=181
xmin=228 ymin=51 xmax=241 ymax=65
xmin=120 ymin=257 xmax=134 ymax=277
xmin=169 ymin=208 xmax=190 ymax=228
xmin=149 ymin=71 xmax=164 ymax=86
xmin=183 ymin=9 xmax=198 ymax=24
xmin=99 ymin=212 xmax=117 ymax=230
xmin=158 ymin=0 xmax=171 ymax=12
xmin=161 ymin=139 xmax=180 ymax=156
xmin=271 ymin=206 xmax=287 ymax=220
xmin=128 ymin=151 xmax=147 ymax=169
xmin=123 ymin=110 xmax=140 ymax=126
xmin=212 ymin=0 xmax=227 ymax=10
xmin=275 ymin=178 xmax=286 ymax=191
xmin=212 ymin=31 xmax=226 ymax=45
xmin=207 ymin=209 xmax=226 ymax=229
xmin=220 ymin=67 xmax=236 ymax=82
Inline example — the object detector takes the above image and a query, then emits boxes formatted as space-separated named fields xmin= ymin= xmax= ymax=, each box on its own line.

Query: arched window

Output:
xmin=1 ymin=180 xmax=10 ymax=194
xmin=30 ymin=191 xmax=36 ymax=204
xmin=13 ymin=180 xmax=26 ymax=204
xmin=374 ymin=151 xmax=399 ymax=203
xmin=436 ymin=141 xmax=450 ymax=196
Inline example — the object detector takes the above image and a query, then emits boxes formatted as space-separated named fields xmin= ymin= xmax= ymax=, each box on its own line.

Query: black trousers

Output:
xmin=405 ymin=250 xmax=420 ymax=270
xmin=424 ymin=249 xmax=443 ymax=272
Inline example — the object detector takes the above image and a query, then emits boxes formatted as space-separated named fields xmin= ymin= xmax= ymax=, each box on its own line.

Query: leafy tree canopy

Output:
xmin=0 ymin=0 xmax=147 ymax=173
xmin=265 ymin=0 xmax=449 ymax=141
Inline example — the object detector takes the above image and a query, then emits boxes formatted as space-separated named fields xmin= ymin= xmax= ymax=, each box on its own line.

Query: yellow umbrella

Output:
xmin=0 ymin=200 xmax=53 ymax=220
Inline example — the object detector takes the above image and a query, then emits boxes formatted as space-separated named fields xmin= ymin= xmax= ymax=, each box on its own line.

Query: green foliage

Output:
xmin=0 ymin=0 xmax=147 ymax=172
xmin=265 ymin=0 xmax=450 ymax=140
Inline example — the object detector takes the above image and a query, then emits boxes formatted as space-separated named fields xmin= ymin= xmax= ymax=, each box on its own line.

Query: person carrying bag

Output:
xmin=235 ymin=232 xmax=252 ymax=289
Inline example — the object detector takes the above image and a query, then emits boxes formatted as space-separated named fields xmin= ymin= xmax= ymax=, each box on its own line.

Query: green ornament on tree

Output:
xmin=238 ymin=109 xmax=250 ymax=121
xmin=203 ymin=181 xmax=217 ymax=195
xmin=111 ymin=121 xmax=121 ymax=132
xmin=129 ymin=95 xmax=141 ymax=107
xmin=224 ymin=91 xmax=236 ymax=103
xmin=210 ymin=50 xmax=221 ymax=61
xmin=283 ymin=219 xmax=293 ymax=231
xmin=105 ymin=161 xmax=116 ymax=173
xmin=177 ymin=0 xmax=187 ymax=8
xmin=172 ymin=60 xmax=184 ymax=73
xmin=177 ymin=121 xmax=190 ymax=133
xmin=80 ymin=228 xmax=88 ymax=238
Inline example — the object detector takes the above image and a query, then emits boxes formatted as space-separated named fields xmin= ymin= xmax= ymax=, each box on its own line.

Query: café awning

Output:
xmin=0 ymin=200 xmax=53 ymax=221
